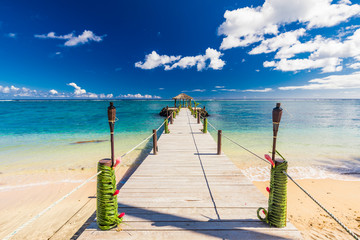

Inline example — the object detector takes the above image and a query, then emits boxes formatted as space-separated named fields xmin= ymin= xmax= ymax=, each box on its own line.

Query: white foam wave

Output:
xmin=241 ymin=166 xmax=360 ymax=182
xmin=0 ymin=179 xmax=96 ymax=192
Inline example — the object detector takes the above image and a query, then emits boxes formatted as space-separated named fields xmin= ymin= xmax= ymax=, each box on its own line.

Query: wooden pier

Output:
xmin=78 ymin=108 xmax=302 ymax=239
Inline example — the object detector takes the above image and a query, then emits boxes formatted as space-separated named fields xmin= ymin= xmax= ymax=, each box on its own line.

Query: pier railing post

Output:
xmin=165 ymin=118 xmax=169 ymax=134
xmin=257 ymin=102 xmax=287 ymax=228
xmin=203 ymin=118 xmax=208 ymax=133
xmin=152 ymin=129 xmax=157 ymax=154
xmin=170 ymin=111 xmax=173 ymax=124
xmin=97 ymin=158 xmax=120 ymax=230
xmin=197 ymin=111 xmax=200 ymax=124
xmin=217 ymin=130 xmax=222 ymax=155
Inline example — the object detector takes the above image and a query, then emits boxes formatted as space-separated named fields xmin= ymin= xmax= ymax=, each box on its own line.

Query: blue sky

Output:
xmin=1 ymin=0 xmax=360 ymax=99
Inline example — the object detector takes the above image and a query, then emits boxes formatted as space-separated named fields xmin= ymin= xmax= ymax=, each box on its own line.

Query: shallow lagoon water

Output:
xmin=0 ymin=99 xmax=359 ymax=181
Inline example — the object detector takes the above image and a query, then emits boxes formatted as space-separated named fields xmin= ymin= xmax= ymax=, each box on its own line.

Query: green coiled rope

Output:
xmin=257 ymin=160 xmax=288 ymax=228
xmin=165 ymin=118 xmax=169 ymax=133
xmin=97 ymin=162 xmax=121 ymax=230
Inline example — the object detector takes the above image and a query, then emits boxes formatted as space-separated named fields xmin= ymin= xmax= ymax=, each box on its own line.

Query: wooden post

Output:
xmin=217 ymin=130 xmax=222 ymax=155
xmin=165 ymin=118 xmax=169 ymax=134
xmin=107 ymin=102 xmax=116 ymax=167
xmin=272 ymin=103 xmax=283 ymax=165
xmin=197 ymin=110 xmax=200 ymax=124
xmin=97 ymin=158 xmax=118 ymax=230
xmin=194 ymin=102 xmax=196 ymax=118
xmin=152 ymin=129 xmax=157 ymax=155
xmin=170 ymin=111 xmax=173 ymax=124
xmin=203 ymin=118 xmax=208 ymax=133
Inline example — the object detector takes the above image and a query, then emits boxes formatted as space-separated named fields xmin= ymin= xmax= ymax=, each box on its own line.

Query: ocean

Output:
xmin=0 ymin=99 xmax=359 ymax=182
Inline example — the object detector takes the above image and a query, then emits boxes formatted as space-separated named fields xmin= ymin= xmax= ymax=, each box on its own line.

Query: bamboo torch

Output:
xmin=272 ymin=103 xmax=283 ymax=166
xmin=108 ymin=102 xmax=116 ymax=167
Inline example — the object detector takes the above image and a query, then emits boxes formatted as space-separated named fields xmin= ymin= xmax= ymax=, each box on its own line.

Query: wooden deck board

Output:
xmin=77 ymin=109 xmax=302 ymax=240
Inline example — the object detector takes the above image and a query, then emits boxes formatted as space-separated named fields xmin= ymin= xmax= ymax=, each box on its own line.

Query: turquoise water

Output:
xmin=0 ymin=99 xmax=359 ymax=180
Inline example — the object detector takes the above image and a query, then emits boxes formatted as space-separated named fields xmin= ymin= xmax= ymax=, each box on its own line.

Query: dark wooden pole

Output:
xmin=272 ymin=103 xmax=283 ymax=166
xmin=217 ymin=130 xmax=222 ymax=155
xmin=107 ymin=102 xmax=116 ymax=167
xmin=197 ymin=110 xmax=200 ymax=124
xmin=152 ymin=129 xmax=157 ymax=155
xmin=170 ymin=111 xmax=173 ymax=124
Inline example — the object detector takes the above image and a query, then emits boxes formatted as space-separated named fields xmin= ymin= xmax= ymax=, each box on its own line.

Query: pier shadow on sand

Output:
xmin=70 ymin=132 xmax=159 ymax=240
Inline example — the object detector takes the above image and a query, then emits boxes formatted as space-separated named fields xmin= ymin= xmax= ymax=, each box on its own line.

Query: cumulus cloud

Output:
xmin=49 ymin=89 xmax=58 ymax=95
xmin=0 ymin=84 xmax=115 ymax=99
xmin=261 ymin=28 xmax=360 ymax=72
xmin=117 ymin=93 xmax=161 ymax=99
xmin=215 ymin=86 xmax=225 ymax=88
xmin=218 ymin=0 xmax=360 ymax=73
xmin=279 ymin=71 xmax=360 ymax=90
xmin=135 ymin=51 xmax=180 ymax=70
xmin=34 ymin=30 xmax=104 ymax=47
xmin=135 ymin=48 xmax=225 ymax=71
xmin=264 ymin=58 xmax=343 ymax=73
xmin=67 ymin=82 xmax=86 ymax=95
xmin=348 ymin=62 xmax=360 ymax=69
xmin=243 ymin=88 xmax=273 ymax=92
xmin=0 ymin=85 xmax=39 ymax=97
xmin=249 ymin=29 xmax=306 ymax=55
xmin=218 ymin=0 xmax=360 ymax=50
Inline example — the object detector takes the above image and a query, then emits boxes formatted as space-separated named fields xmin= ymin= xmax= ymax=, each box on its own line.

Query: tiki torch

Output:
xmin=108 ymin=102 xmax=116 ymax=167
xmin=272 ymin=103 xmax=283 ymax=165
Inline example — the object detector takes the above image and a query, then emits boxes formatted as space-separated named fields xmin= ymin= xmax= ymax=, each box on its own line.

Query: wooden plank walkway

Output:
xmin=78 ymin=109 xmax=302 ymax=239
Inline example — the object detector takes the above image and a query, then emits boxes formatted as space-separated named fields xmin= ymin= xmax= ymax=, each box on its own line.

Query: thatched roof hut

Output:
xmin=172 ymin=93 xmax=193 ymax=100
xmin=172 ymin=93 xmax=193 ymax=107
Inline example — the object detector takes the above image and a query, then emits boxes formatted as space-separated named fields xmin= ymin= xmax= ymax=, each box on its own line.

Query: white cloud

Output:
xmin=279 ymin=71 xmax=360 ymax=90
xmin=10 ymin=85 xmax=19 ymax=91
xmin=67 ymin=82 xmax=86 ymax=95
xmin=218 ymin=0 xmax=360 ymax=50
xmin=348 ymin=62 xmax=360 ymax=69
xmin=0 ymin=86 xmax=10 ymax=93
xmin=49 ymin=89 xmax=58 ymax=95
xmin=257 ymin=28 xmax=360 ymax=72
xmin=159 ymin=88 xmax=165 ymax=90
xmin=6 ymin=33 xmax=16 ymax=38
xmin=0 ymin=85 xmax=39 ymax=96
xmin=264 ymin=58 xmax=343 ymax=73
xmin=135 ymin=51 xmax=181 ymax=70
xmin=219 ymin=88 xmax=237 ymax=92
xmin=135 ymin=48 xmax=225 ymax=71
xmin=182 ymin=89 xmax=206 ymax=92
xmin=243 ymin=88 xmax=273 ymax=92
xmin=249 ymin=28 xmax=306 ymax=55
xmin=117 ymin=93 xmax=161 ymax=99
xmin=34 ymin=30 xmax=104 ymax=47
xmin=215 ymin=86 xmax=225 ymax=88
xmin=0 ymin=84 xmax=115 ymax=99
